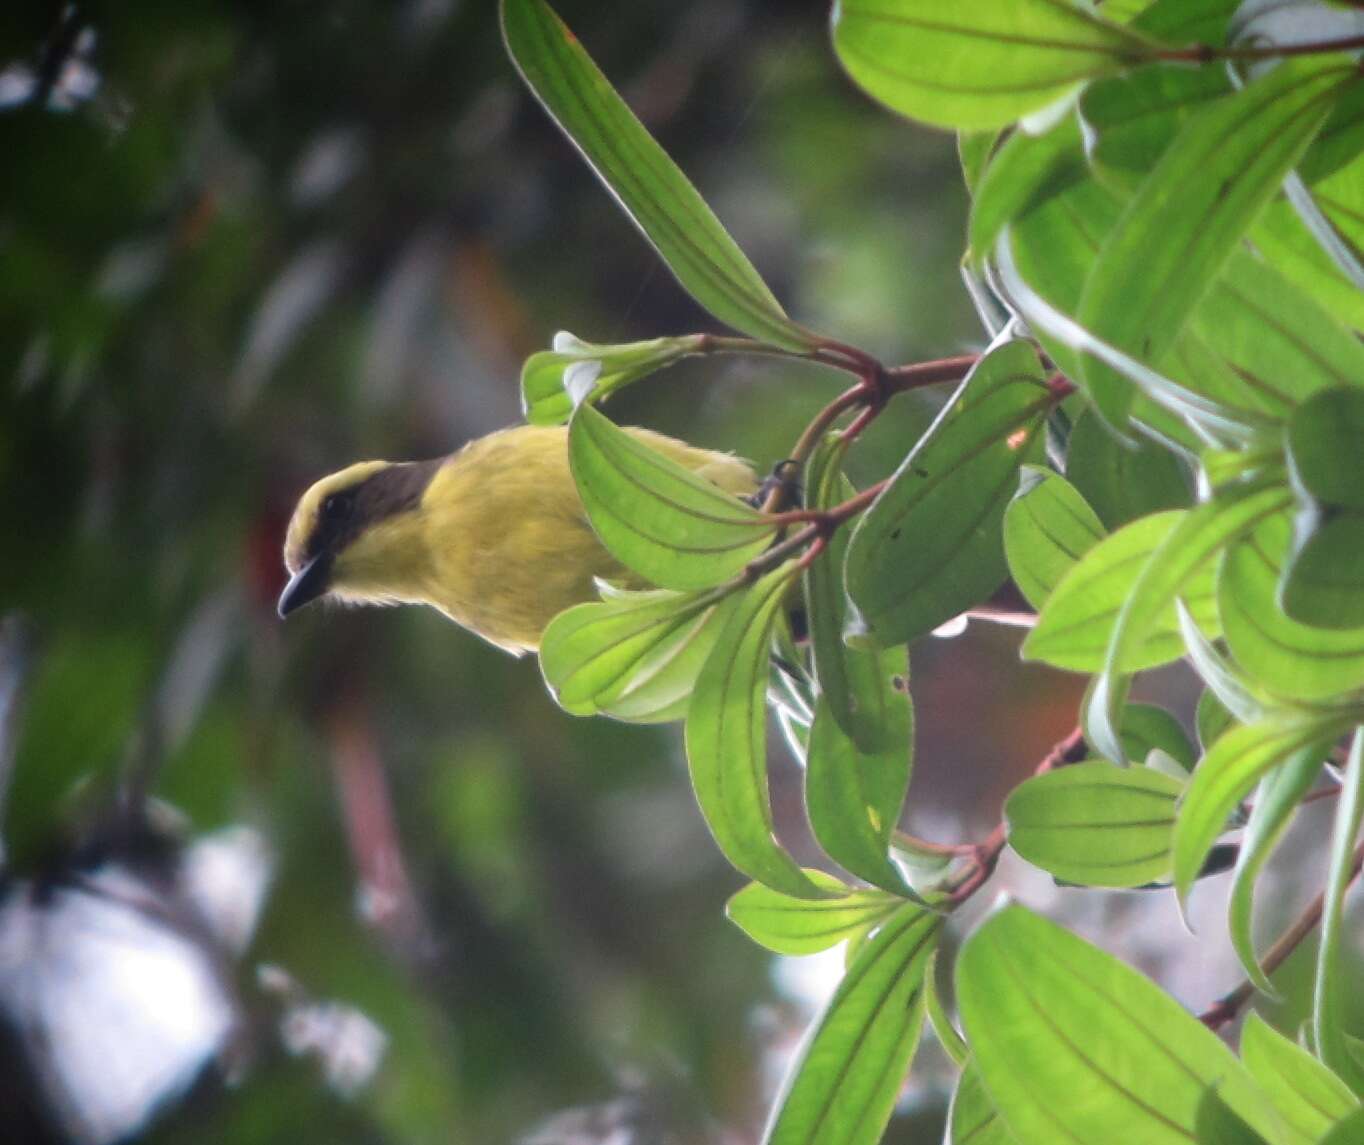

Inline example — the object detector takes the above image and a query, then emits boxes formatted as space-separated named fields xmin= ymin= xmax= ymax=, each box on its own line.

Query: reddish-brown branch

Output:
xmin=944 ymin=726 xmax=1089 ymax=907
xmin=1158 ymin=34 xmax=1364 ymax=64
xmin=1200 ymin=839 xmax=1364 ymax=1031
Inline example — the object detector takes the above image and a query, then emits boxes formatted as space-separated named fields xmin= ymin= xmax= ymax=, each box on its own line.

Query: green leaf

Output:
xmin=957 ymin=904 xmax=1280 ymax=1145
xmin=1122 ymin=703 xmax=1196 ymax=770
xmin=1065 ymin=408 xmax=1191 ymax=530
xmin=1321 ymin=1109 xmax=1364 ymax=1145
xmin=1079 ymin=63 xmax=1230 ymax=193
xmin=500 ymin=0 xmax=814 ymax=350
xmin=1197 ymin=688 xmax=1235 ymax=751
xmin=844 ymin=341 xmax=1050 ymax=648
xmin=726 ymin=872 xmax=901 ymax=956
xmin=969 ymin=117 xmax=1086 ymax=262
xmin=804 ymin=439 xmax=905 ymax=754
xmin=1003 ymin=465 xmax=1106 ymax=612
xmin=1173 ymin=712 xmax=1351 ymax=903
xmin=1315 ymin=726 xmax=1364 ymax=1095
xmin=949 ymin=1060 xmax=1017 ymax=1145
xmin=1288 ymin=386 xmax=1364 ymax=510
xmin=805 ymin=657 xmax=914 ymax=895
xmin=1220 ymin=511 xmax=1364 ymax=702
xmin=830 ymin=0 xmax=1161 ymax=132
xmin=1252 ymin=200 xmax=1364 ymax=334
xmin=1005 ymin=761 xmax=1182 ymax=888
xmin=538 ymin=585 xmax=740 ymax=722
xmin=1281 ymin=506 xmax=1364 ymax=630
xmin=763 ymin=902 xmax=939 ymax=1145
xmin=1228 ymin=749 xmax=1322 ymax=996
xmin=1023 ymin=510 xmax=1219 ymax=673
xmin=959 ymin=130 xmax=1002 ymax=197
xmin=923 ymin=950 xmax=969 ymax=1069
xmin=568 ymin=403 xmax=774 ymax=591
xmin=1195 ymin=1088 xmax=1270 ymax=1145
xmin=1241 ymin=1012 xmax=1360 ymax=1145
xmin=1177 ymin=600 xmax=1271 ymax=727
xmin=1075 ymin=57 xmax=1351 ymax=428
xmin=520 ymin=332 xmax=705 ymax=426
xmin=686 ymin=563 xmax=822 ymax=898
xmin=1084 ymin=479 xmax=1294 ymax=762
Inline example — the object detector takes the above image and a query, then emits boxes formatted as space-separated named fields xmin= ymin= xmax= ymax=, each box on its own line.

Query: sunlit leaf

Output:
xmin=1122 ymin=703 xmax=1196 ymax=770
xmin=957 ymin=904 xmax=1280 ymax=1144
xmin=831 ymin=0 xmax=1162 ymax=131
xmin=568 ymin=403 xmax=775 ymax=591
xmin=501 ymin=0 xmax=815 ymax=350
xmin=948 ymin=1060 xmax=1017 ymax=1145
xmin=969 ymin=118 xmax=1086 ymax=262
xmin=1196 ymin=1088 xmax=1270 ymax=1145
xmin=1220 ymin=511 xmax=1364 ymax=702
xmin=1315 ymin=726 xmax=1364 ymax=1094
xmin=1075 ymin=57 xmax=1352 ymax=428
xmin=1227 ymin=749 xmax=1321 ymax=995
xmin=1064 ymin=408 xmax=1190 ymax=530
xmin=923 ymin=950 xmax=968 ymax=1069
xmin=1177 ymin=600 xmax=1272 ymax=727
xmin=1023 ymin=510 xmax=1218 ymax=673
xmin=805 ymin=655 xmax=913 ymax=895
xmin=521 ymin=332 xmax=705 ymax=426
xmin=1288 ymin=386 xmax=1364 ymax=510
xmin=1241 ymin=1012 xmax=1360 ymax=1145
xmin=726 ymin=872 xmax=900 ymax=956
xmin=1003 ymin=465 xmax=1106 ymax=611
xmin=1084 ymin=478 xmax=1294 ymax=762
xmin=804 ymin=438 xmax=906 ymax=753
xmin=764 ymin=902 xmax=939 ymax=1145
xmin=686 ymin=563 xmax=822 ymax=898
xmin=845 ymin=341 xmax=1050 ymax=648
xmin=1173 ymin=712 xmax=1351 ymax=904
xmin=1281 ymin=506 xmax=1364 ymax=630
xmin=539 ymin=585 xmax=740 ymax=721
xmin=1005 ymin=761 xmax=1182 ymax=887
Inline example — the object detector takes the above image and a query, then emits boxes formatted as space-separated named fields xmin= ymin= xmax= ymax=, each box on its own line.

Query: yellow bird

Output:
xmin=278 ymin=423 xmax=756 ymax=654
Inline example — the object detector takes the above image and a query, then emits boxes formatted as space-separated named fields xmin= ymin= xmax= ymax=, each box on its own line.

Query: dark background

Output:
xmin=0 ymin=3 xmax=1318 ymax=1143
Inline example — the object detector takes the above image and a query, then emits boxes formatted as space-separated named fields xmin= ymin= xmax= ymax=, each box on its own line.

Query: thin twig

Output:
xmin=1158 ymin=35 xmax=1364 ymax=64
xmin=1200 ymin=838 xmax=1364 ymax=1030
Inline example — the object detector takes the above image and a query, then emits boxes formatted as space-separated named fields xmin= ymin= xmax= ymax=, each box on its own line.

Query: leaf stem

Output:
xmin=1159 ymin=35 xmax=1364 ymax=64
xmin=1199 ymin=837 xmax=1364 ymax=1031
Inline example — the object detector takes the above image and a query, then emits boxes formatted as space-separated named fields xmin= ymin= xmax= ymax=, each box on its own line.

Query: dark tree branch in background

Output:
xmin=1200 ymin=839 xmax=1364 ymax=1031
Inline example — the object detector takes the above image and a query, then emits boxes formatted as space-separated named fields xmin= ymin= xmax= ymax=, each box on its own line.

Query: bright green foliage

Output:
xmin=538 ymin=585 xmax=740 ymax=720
xmin=831 ymin=0 xmax=1161 ymax=131
xmin=501 ymin=0 xmax=815 ymax=350
xmin=1064 ymin=408 xmax=1191 ymax=529
xmin=947 ymin=1062 xmax=1014 ymax=1145
xmin=685 ymin=563 xmax=821 ymax=898
xmin=1195 ymin=1090 xmax=1271 ymax=1145
xmin=1005 ymin=761 xmax=1182 ymax=887
xmin=763 ymin=903 xmax=939 ymax=1145
xmin=958 ymin=906 xmax=1282 ymax=1145
xmin=845 ymin=341 xmax=1049 ymax=647
xmin=805 ymin=662 xmax=914 ymax=895
xmin=521 ymin=332 xmax=705 ymax=425
xmin=1074 ymin=58 xmax=1354 ymax=428
xmin=1241 ymin=1013 xmax=1360 ymax=1145
xmin=1003 ymin=465 xmax=1105 ymax=611
xmin=1228 ymin=749 xmax=1322 ymax=995
xmin=726 ymin=872 xmax=902 ymax=955
xmin=568 ymin=403 xmax=776 ymax=590
xmin=1023 ymin=510 xmax=1219 ymax=672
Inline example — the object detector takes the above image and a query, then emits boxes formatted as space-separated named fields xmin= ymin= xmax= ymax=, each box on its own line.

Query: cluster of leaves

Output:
xmin=499 ymin=0 xmax=1364 ymax=1142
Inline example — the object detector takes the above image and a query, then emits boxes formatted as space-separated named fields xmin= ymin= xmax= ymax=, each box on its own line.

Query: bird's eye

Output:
xmin=321 ymin=492 xmax=353 ymax=522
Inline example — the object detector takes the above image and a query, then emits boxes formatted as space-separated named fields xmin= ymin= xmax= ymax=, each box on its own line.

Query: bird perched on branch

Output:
xmin=278 ymin=423 xmax=756 ymax=654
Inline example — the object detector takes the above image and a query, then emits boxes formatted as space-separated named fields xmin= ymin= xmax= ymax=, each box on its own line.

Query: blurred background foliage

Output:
xmin=0 ymin=2 xmax=1313 ymax=1144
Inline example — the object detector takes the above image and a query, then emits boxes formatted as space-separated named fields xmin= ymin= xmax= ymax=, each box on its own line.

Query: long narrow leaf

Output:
xmin=686 ymin=563 xmax=821 ymax=898
xmin=501 ymin=0 xmax=814 ymax=350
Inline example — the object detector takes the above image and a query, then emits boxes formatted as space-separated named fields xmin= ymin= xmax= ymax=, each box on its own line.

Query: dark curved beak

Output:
xmin=277 ymin=554 xmax=333 ymax=619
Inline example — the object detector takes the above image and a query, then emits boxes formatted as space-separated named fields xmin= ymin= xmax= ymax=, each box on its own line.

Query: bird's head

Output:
xmin=278 ymin=458 xmax=441 ymax=618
